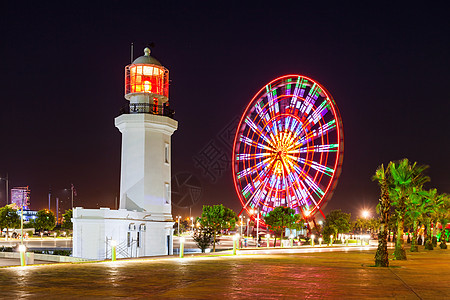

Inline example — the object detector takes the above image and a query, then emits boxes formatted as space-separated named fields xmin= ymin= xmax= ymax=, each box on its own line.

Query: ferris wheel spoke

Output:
xmin=306 ymin=100 xmax=329 ymax=127
xmin=298 ymin=158 xmax=334 ymax=177
xmin=289 ymin=77 xmax=307 ymax=109
xmin=303 ymin=175 xmax=325 ymax=198
xmin=237 ymin=158 xmax=271 ymax=179
xmin=299 ymin=180 xmax=321 ymax=212
xmin=236 ymin=152 xmax=271 ymax=161
xmin=299 ymin=83 xmax=321 ymax=116
xmin=298 ymin=119 xmax=336 ymax=145
xmin=298 ymin=144 xmax=339 ymax=153
xmin=265 ymin=85 xmax=277 ymax=118
xmin=244 ymin=116 xmax=274 ymax=146
xmin=239 ymin=135 xmax=275 ymax=151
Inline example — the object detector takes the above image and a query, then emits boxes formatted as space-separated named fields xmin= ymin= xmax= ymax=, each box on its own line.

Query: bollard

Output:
xmin=19 ymin=245 xmax=26 ymax=267
xmin=319 ymin=238 xmax=323 ymax=247
xmin=266 ymin=235 xmax=270 ymax=248
xmin=111 ymin=240 xmax=117 ymax=261
xmin=311 ymin=234 xmax=315 ymax=247
xmin=180 ymin=237 xmax=185 ymax=258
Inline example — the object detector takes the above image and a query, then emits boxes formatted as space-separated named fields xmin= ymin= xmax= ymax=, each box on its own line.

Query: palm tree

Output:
xmin=372 ymin=163 xmax=391 ymax=267
xmin=422 ymin=189 xmax=445 ymax=250
xmin=389 ymin=159 xmax=429 ymax=260
xmin=407 ymin=187 xmax=428 ymax=252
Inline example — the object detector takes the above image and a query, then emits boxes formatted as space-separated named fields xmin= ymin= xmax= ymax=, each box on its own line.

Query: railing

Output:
xmin=120 ymin=103 xmax=175 ymax=119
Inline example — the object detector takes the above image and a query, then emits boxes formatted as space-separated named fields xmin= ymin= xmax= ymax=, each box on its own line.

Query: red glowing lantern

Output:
xmin=125 ymin=48 xmax=169 ymax=102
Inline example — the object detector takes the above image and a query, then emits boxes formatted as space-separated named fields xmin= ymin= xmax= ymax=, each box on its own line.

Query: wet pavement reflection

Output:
xmin=0 ymin=250 xmax=448 ymax=299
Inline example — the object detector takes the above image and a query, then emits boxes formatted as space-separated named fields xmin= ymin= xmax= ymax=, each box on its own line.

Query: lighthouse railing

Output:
xmin=120 ymin=103 xmax=175 ymax=119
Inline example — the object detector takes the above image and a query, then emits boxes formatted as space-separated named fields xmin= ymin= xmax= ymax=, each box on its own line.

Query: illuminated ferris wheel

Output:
xmin=232 ymin=75 xmax=343 ymax=220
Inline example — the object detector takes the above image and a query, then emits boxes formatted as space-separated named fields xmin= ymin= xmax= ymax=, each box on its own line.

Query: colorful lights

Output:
xmin=232 ymin=75 xmax=343 ymax=220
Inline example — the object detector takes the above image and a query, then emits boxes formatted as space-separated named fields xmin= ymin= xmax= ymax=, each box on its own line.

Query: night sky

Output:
xmin=1 ymin=2 xmax=449 ymax=219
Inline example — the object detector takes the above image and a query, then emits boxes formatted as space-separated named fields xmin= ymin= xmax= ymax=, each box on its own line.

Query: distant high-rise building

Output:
xmin=11 ymin=186 xmax=30 ymax=210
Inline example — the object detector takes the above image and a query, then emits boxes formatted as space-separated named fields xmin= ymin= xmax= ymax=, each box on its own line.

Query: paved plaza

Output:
xmin=0 ymin=246 xmax=449 ymax=299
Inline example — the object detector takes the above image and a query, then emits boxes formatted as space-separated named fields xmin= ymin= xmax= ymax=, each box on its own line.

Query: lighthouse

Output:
xmin=72 ymin=48 xmax=178 ymax=259
xmin=116 ymin=47 xmax=177 ymax=216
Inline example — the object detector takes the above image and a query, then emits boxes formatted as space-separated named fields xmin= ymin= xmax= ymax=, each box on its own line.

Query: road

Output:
xmin=0 ymin=238 xmax=72 ymax=250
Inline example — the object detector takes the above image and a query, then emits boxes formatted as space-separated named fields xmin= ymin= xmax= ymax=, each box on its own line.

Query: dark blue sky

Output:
xmin=1 ymin=1 xmax=449 ymax=219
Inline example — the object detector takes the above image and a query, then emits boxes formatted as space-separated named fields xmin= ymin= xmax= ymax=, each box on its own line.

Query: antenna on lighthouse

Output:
xmin=130 ymin=42 xmax=134 ymax=63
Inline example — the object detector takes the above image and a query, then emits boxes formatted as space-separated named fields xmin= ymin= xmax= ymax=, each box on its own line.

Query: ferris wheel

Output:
xmin=232 ymin=75 xmax=343 ymax=220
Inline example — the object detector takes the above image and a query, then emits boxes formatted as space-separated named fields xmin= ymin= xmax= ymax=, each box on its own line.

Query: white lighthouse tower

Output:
xmin=72 ymin=48 xmax=178 ymax=260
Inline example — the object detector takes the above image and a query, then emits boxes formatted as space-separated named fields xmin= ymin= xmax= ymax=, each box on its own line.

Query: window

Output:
xmin=127 ymin=232 xmax=131 ymax=247
xmin=137 ymin=232 xmax=141 ymax=248
xmin=164 ymin=183 xmax=170 ymax=205
xmin=164 ymin=143 xmax=169 ymax=164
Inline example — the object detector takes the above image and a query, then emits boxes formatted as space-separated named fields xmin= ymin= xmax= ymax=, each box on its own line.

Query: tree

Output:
xmin=198 ymin=204 xmax=237 ymax=252
xmin=0 ymin=206 xmax=20 ymax=238
xmin=322 ymin=209 xmax=351 ymax=244
xmin=62 ymin=209 xmax=73 ymax=230
xmin=407 ymin=187 xmax=428 ymax=252
xmin=264 ymin=207 xmax=298 ymax=247
xmin=34 ymin=209 xmax=56 ymax=231
xmin=192 ymin=226 xmax=213 ymax=253
xmin=372 ymin=163 xmax=391 ymax=266
xmin=389 ymin=159 xmax=429 ymax=260
xmin=421 ymin=189 xmax=445 ymax=250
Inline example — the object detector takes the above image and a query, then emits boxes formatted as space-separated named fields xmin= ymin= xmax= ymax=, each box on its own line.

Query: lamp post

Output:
xmin=0 ymin=174 xmax=8 ymax=205
xmin=20 ymin=189 xmax=25 ymax=246
xmin=256 ymin=207 xmax=260 ymax=246
xmin=190 ymin=217 xmax=194 ymax=232
xmin=362 ymin=209 xmax=370 ymax=235
xmin=239 ymin=215 xmax=243 ymax=236
xmin=71 ymin=184 xmax=74 ymax=210
xmin=177 ymin=216 xmax=181 ymax=236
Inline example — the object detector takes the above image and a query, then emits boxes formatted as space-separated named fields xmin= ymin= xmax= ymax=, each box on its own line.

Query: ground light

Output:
xmin=19 ymin=244 xmax=26 ymax=266
xmin=111 ymin=240 xmax=117 ymax=261
xmin=266 ymin=234 xmax=270 ymax=249
xmin=232 ymin=234 xmax=239 ymax=255
xmin=180 ymin=237 xmax=185 ymax=258
xmin=319 ymin=237 xmax=323 ymax=246
xmin=311 ymin=234 xmax=315 ymax=247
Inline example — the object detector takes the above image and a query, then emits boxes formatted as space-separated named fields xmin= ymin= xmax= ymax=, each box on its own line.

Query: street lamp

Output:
xmin=190 ymin=217 xmax=194 ymax=231
xmin=362 ymin=210 xmax=370 ymax=235
xmin=362 ymin=210 xmax=370 ymax=218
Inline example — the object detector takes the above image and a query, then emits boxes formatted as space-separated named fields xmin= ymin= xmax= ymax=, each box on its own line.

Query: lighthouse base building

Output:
xmin=72 ymin=208 xmax=174 ymax=259
xmin=73 ymin=48 xmax=178 ymax=260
